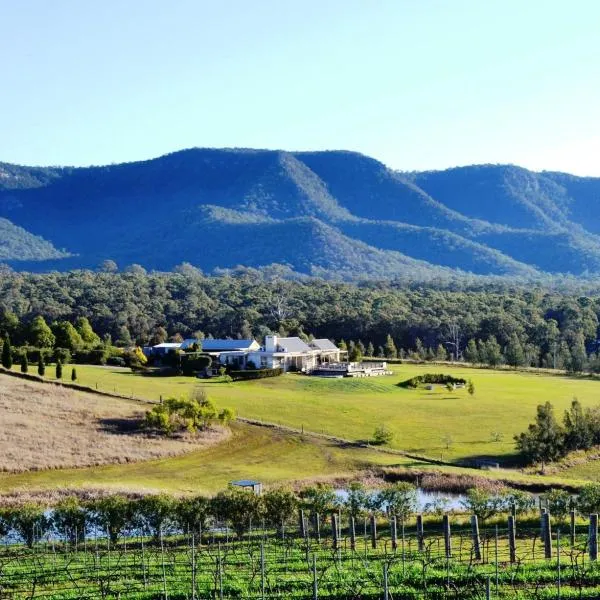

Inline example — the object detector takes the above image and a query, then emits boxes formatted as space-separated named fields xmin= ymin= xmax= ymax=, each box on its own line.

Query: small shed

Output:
xmin=230 ymin=479 xmax=263 ymax=495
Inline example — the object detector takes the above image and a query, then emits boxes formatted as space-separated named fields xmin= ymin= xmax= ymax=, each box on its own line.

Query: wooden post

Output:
xmin=331 ymin=514 xmax=338 ymax=550
xmin=416 ymin=514 xmax=424 ymax=552
xmin=540 ymin=508 xmax=547 ymax=542
xmin=314 ymin=513 xmax=321 ymax=543
xmin=543 ymin=512 xmax=552 ymax=559
xmin=350 ymin=516 xmax=356 ymax=551
xmin=443 ymin=514 xmax=452 ymax=558
xmin=370 ymin=515 xmax=377 ymax=549
xmin=391 ymin=516 xmax=397 ymax=551
xmin=570 ymin=510 xmax=576 ymax=548
xmin=589 ymin=514 xmax=598 ymax=561
xmin=299 ymin=510 xmax=306 ymax=538
xmin=508 ymin=515 xmax=516 ymax=564
xmin=471 ymin=515 xmax=481 ymax=561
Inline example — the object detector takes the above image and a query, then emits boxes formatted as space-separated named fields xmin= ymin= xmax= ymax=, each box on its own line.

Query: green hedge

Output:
xmin=229 ymin=368 xmax=283 ymax=380
xmin=398 ymin=373 xmax=467 ymax=388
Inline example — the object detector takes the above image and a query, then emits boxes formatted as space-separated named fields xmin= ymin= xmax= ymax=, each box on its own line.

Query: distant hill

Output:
xmin=2 ymin=149 xmax=600 ymax=279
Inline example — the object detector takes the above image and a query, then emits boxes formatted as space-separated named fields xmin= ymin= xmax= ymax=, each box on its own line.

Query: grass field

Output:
xmin=0 ymin=421 xmax=415 ymax=495
xmin=27 ymin=363 xmax=600 ymax=463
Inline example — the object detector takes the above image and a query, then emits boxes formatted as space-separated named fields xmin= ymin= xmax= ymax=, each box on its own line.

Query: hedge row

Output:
xmin=229 ymin=368 xmax=283 ymax=380
xmin=398 ymin=373 xmax=467 ymax=388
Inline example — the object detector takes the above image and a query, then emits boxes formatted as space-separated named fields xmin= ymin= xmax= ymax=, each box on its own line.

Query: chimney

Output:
xmin=265 ymin=335 xmax=277 ymax=352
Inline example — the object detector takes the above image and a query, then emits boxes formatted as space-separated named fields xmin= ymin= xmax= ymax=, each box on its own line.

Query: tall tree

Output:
xmin=505 ymin=334 xmax=525 ymax=367
xmin=514 ymin=402 xmax=565 ymax=472
xmin=37 ymin=354 xmax=45 ymax=376
xmin=383 ymin=334 xmax=397 ymax=359
xmin=75 ymin=317 xmax=101 ymax=346
xmin=28 ymin=316 xmax=55 ymax=348
xmin=1 ymin=334 xmax=12 ymax=369
xmin=464 ymin=339 xmax=479 ymax=364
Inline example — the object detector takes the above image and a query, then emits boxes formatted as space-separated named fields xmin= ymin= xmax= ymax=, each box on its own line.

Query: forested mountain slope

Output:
xmin=2 ymin=148 xmax=600 ymax=279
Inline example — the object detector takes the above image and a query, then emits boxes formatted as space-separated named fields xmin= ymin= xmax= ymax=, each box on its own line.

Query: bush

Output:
xmin=53 ymin=347 xmax=71 ymax=364
xmin=75 ymin=347 xmax=110 ymax=365
xmin=181 ymin=352 xmax=212 ymax=376
xmin=398 ymin=374 xmax=467 ymax=389
xmin=372 ymin=425 xmax=394 ymax=445
xmin=229 ymin=368 xmax=283 ymax=381
xmin=107 ymin=356 xmax=126 ymax=367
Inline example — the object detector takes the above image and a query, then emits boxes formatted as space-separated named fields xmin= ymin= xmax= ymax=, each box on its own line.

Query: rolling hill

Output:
xmin=2 ymin=149 xmax=600 ymax=280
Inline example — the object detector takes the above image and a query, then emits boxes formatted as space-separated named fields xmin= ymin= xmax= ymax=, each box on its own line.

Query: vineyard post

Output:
xmin=540 ymin=508 xmax=547 ymax=543
xmin=391 ymin=516 xmax=397 ymax=551
xmin=495 ymin=525 xmax=499 ymax=595
xmin=543 ymin=512 xmax=552 ymax=559
xmin=218 ymin=542 xmax=223 ymax=600
xmin=570 ymin=510 xmax=576 ymax=548
xmin=416 ymin=514 xmax=424 ymax=552
xmin=370 ymin=515 xmax=377 ymax=549
xmin=299 ymin=510 xmax=306 ymax=538
xmin=261 ymin=542 xmax=265 ymax=600
xmin=383 ymin=561 xmax=389 ymax=600
xmin=191 ymin=532 xmax=196 ymax=600
xmin=331 ymin=514 xmax=338 ymax=550
xmin=589 ymin=514 xmax=598 ymax=561
xmin=350 ymin=516 xmax=356 ymax=551
xmin=471 ymin=515 xmax=481 ymax=561
xmin=485 ymin=576 xmax=491 ymax=600
xmin=312 ymin=554 xmax=318 ymax=600
xmin=508 ymin=516 xmax=516 ymax=564
xmin=160 ymin=527 xmax=168 ymax=600
xmin=315 ymin=513 xmax=321 ymax=543
xmin=443 ymin=515 xmax=452 ymax=558
xmin=557 ymin=528 xmax=561 ymax=599
xmin=401 ymin=519 xmax=406 ymax=576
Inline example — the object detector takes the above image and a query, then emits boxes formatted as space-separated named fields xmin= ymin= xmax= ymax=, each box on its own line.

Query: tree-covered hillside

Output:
xmin=3 ymin=148 xmax=600 ymax=279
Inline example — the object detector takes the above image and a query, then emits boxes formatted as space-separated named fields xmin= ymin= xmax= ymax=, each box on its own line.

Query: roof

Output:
xmin=152 ymin=343 xmax=182 ymax=349
xmin=310 ymin=338 xmax=339 ymax=351
xmin=181 ymin=338 xmax=259 ymax=352
xmin=275 ymin=337 xmax=313 ymax=353
xmin=231 ymin=479 xmax=261 ymax=487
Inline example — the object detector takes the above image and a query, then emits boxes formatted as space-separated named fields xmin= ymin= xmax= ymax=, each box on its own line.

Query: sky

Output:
xmin=2 ymin=0 xmax=600 ymax=175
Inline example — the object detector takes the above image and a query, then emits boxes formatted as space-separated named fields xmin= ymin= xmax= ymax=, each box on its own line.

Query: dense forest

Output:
xmin=4 ymin=148 xmax=600 ymax=279
xmin=1 ymin=266 xmax=600 ymax=372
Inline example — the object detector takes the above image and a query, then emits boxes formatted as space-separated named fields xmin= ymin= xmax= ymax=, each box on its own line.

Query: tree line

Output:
xmin=1 ymin=268 xmax=600 ymax=372
xmin=4 ymin=481 xmax=600 ymax=549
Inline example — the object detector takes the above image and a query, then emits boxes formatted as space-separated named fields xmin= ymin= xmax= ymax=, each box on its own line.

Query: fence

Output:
xmin=2 ymin=512 xmax=600 ymax=598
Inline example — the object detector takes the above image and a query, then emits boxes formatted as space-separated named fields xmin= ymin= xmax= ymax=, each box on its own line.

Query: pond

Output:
xmin=334 ymin=488 xmax=467 ymax=512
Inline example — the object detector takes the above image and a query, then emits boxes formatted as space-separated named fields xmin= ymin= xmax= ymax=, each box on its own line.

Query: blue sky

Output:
xmin=2 ymin=0 xmax=600 ymax=174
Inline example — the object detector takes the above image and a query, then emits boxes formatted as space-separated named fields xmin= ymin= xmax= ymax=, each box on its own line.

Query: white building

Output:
xmin=221 ymin=335 xmax=344 ymax=372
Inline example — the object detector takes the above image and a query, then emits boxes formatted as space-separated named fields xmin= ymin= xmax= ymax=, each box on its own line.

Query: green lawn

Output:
xmin=37 ymin=363 xmax=600 ymax=464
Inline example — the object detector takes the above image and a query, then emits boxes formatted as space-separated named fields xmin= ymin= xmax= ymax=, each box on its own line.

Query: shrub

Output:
xmin=372 ymin=425 xmax=394 ymax=445
xmin=377 ymin=483 xmax=417 ymax=521
xmin=89 ymin=495 xmax=133 ymax=544
xmin=229 ymin=368 xmax=283 ymax=381
xmin=132 ymin=494 xmax=176 ymax=540
xmin=8 ymin=503 xmax=50 ymax=548
xmin=53 ymin=497 xmax=86 ymax=544
xmin=106 ymin=356 xmax=126 ymax=367
xmin=210 ymin=488 xmax=264 ymax=538
xmin=175 ymin=495 xmax=211 ymax=536
xmin=181 ymin=352 xmax=211 ymax=376
xmin=398 ymin=374 xmax=467 ymax=388
xmin=460 ymin=488 xmax=506 ymax=522
xmin=53 ymin=347 xmax=71 ymax=364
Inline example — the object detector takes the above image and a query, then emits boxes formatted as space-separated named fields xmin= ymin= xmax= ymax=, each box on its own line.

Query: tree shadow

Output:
xmin=97 ymin=417 xmax=144 ymax=435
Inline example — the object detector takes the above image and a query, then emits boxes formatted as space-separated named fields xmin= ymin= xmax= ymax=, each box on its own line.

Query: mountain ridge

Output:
xmin=2 ymin=147 xmax=600 ymax=280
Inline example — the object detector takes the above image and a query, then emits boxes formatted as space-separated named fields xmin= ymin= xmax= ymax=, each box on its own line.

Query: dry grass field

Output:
xmin=0 ymin=374 xmax=229 ymax=472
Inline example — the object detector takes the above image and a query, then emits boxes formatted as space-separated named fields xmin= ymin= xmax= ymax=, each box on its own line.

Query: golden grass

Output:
xmin=0 ymin=374 xmax=229 ymax=473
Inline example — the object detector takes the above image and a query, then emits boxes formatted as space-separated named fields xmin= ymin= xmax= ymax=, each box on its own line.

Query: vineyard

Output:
xmin=3 ymin=515 xmax=600 ymax=599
